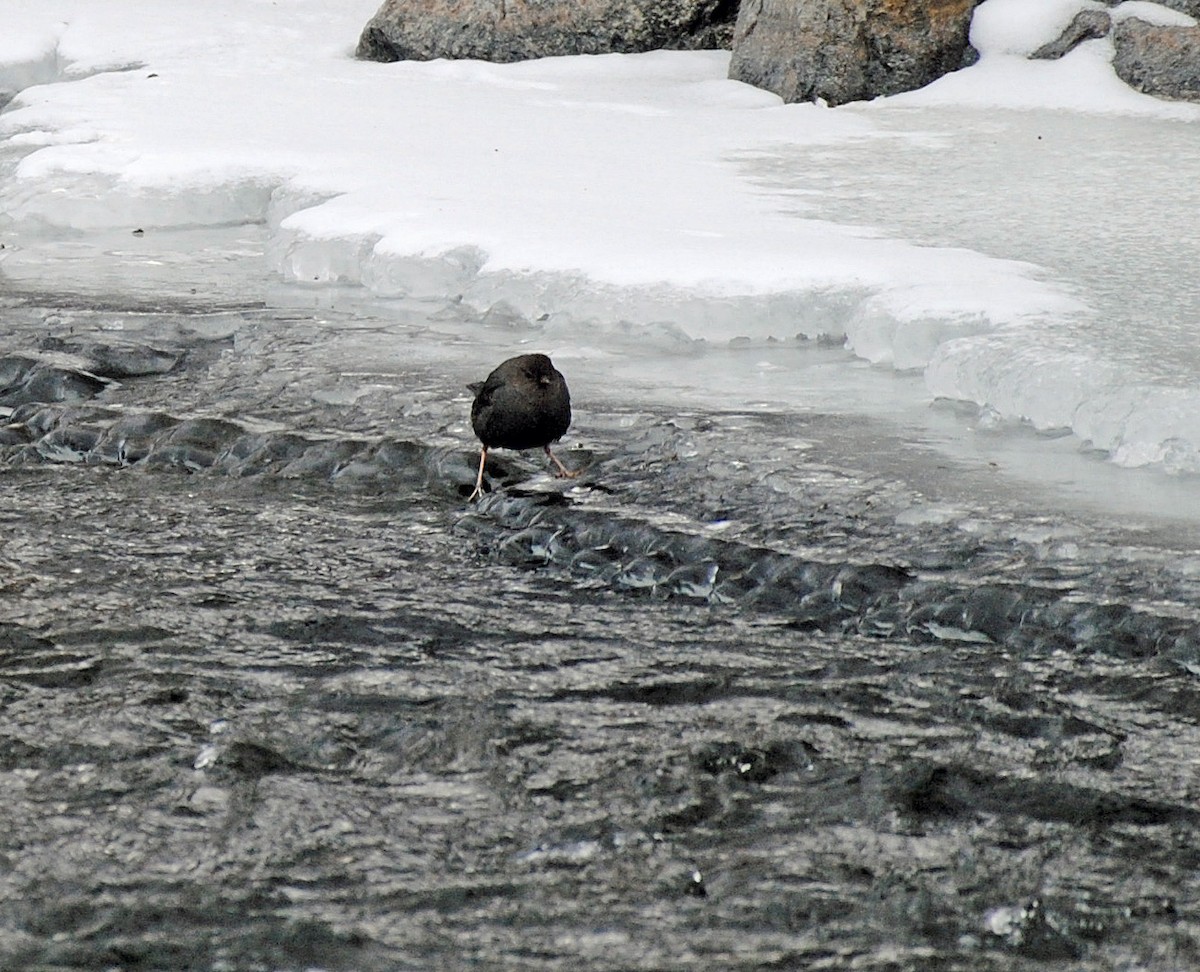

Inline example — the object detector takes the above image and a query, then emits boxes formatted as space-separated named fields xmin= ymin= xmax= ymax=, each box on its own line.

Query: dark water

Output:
xmin=3 ymin=295 xmax=1200 ymax=971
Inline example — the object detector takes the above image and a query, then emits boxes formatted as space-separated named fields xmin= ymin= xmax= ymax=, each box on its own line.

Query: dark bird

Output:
xmin=468 ymin=353 xmax=578 ymax=500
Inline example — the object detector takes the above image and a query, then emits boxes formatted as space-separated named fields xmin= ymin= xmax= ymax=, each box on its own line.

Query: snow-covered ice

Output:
xmin=3 ymin=0 xmax=1200 ymax=481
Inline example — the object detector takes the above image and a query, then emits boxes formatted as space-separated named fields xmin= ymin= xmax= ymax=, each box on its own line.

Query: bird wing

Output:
xmin=470 ymin=374 xmax=506 ymax=411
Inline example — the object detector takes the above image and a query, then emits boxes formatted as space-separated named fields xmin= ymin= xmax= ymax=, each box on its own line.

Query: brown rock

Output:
xmin=356 ymin=0 xmax=738 ymax=63
xmin=728 ymin=0 xmax=982 ymax=107
xmin=1113 ymin=18 xmax=1200 ymax=102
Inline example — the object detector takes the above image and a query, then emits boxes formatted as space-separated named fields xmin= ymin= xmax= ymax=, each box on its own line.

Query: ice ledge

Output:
xmin=0 ymin=48 xmax=66 ymax=112
xmin=3 ymin=162 xmax=1194 ymax=475
xmin=1 ymin=171 xmax=275 ymax=232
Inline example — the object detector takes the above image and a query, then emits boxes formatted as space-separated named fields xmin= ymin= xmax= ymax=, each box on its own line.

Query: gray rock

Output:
xmin=1030 ymin=9 xmax=1112 ymax=60
xmin=1113 ymin=18 xmax=1200 ymax=101
xmin=728 ymin=0 xmax=982 ymax=107
xmin=356 ymin=0 xmax=737 ymax=63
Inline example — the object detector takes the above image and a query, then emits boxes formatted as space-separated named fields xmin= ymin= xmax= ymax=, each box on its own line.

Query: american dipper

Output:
xmin=468 ymin=353 xmax=578 ymax=500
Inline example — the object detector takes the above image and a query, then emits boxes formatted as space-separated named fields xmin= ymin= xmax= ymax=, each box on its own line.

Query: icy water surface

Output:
xmin=739 ymin=105 xmax=1200 ymax=471
xmin=743 ymin=105 xmax=1200 ymax=368
xmin=3 ymin=293 xmax=1200 ymax=970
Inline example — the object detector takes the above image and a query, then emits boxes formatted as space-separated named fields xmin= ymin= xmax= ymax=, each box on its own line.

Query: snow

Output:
xmin=3 ymin=0 xmax=1200 ymax=477
xmin=1111 ymin=2 xmax=1197 ymax=27
xmin=900 ymin=0 xmax=1200 ymax=113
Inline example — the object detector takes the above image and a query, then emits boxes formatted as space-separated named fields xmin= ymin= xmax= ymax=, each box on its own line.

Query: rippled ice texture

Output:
xmin=2 ymin=298 xmax=1200 ymax=971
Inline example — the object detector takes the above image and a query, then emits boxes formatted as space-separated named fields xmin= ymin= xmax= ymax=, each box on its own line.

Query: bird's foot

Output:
xmin=546 ymin=447 xmax=582 ymax=480
xmin=469 ymin=448 xmax=488 ymax=502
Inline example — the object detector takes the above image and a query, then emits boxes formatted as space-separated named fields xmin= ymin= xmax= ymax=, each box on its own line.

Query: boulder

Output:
xmin=355 ymin=0 xmax=738 ymax=63
xmin=1030 ymin=9 xmax=1112 ymax=60
xmin=728 ymin=0 xmax=982 ymax=107
xmin=1113 ymin=18 xmax=1200 ymax=101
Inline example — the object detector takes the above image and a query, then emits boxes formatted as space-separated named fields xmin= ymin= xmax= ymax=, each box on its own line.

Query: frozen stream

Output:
xmin=5 ymin=1 xmax=1200 ymax=967
xmin=4 ymin=240 xmax=1200 ymax=968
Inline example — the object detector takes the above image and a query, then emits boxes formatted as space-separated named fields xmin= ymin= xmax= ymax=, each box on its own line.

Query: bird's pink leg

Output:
xmin=468 ymin=447 xmax=488 ymax=501
xmin=545 ymin=445 xmax=581 ymax=479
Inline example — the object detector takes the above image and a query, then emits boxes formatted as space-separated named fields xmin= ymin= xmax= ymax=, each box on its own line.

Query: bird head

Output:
xmin=522 ymin=353 xmax=557 ymax=386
